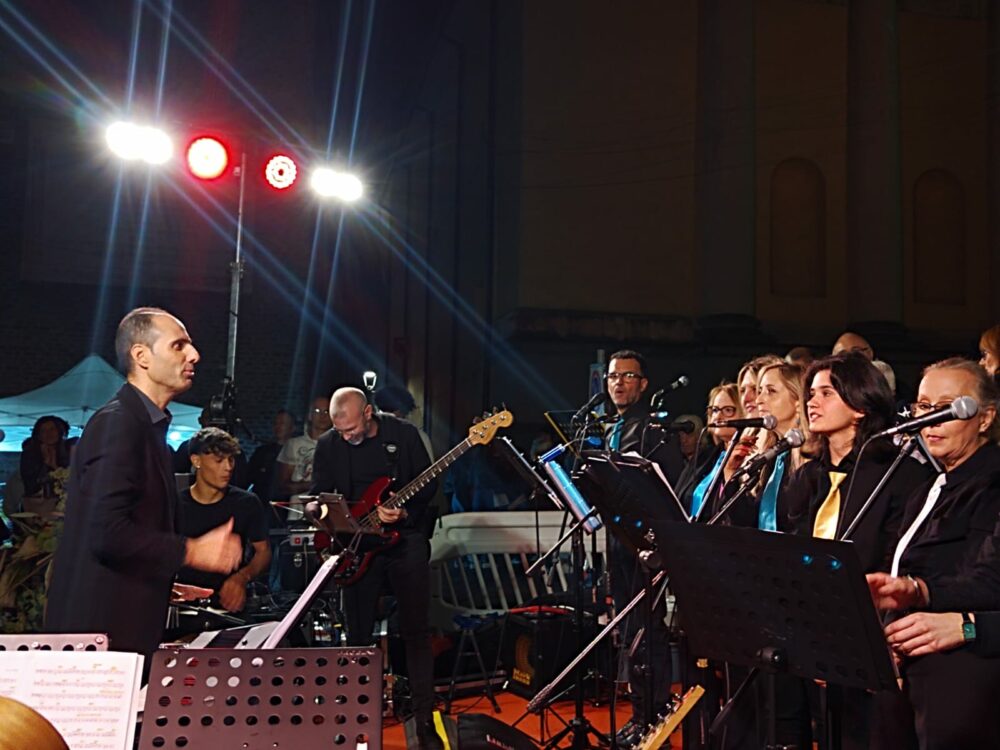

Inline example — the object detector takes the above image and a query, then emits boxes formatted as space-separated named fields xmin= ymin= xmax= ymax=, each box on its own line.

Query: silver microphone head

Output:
xmin=784 ymin=428 xmax=805 ymax=448
xmin=953 ymin=396 xmax=979 ymax=420
xmin=761 ymin=414 xmax=778 ymax=430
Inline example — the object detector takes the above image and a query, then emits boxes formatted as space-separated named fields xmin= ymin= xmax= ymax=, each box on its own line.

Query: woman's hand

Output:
xmin=722 ymin=434 xmax=757 ymax=482
xmin=885 ymin=611 xmax=965 ymax=657
xmin=866 ymin=572 xmax=928 ymax=611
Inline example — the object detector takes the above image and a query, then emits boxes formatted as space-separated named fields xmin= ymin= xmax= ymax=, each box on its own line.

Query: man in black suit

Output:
xmin=603 ymin=349 xmax=682 ymax=747
xmin=46 ymin=307 xmax=241 ymax=666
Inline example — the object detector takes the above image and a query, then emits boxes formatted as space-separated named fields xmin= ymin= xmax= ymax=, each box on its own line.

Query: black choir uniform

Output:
xmin=782 ymin=443 xmax=932 ymax=750
xmin=310 ymin=413 xmax=438 ymax=722
xmin=605 ymin=402 xmax=684 ymax=727
xmin=886 ymin=442 xmax=1000 ymax=749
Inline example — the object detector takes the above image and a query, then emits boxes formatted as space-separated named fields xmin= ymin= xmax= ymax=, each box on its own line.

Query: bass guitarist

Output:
xmin=310 ymin=387 xmax=442 ymax=750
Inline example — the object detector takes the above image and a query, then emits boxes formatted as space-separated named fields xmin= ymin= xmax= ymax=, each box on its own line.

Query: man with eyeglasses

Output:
xmin=310 ymin=387 xmax=442 ymax=749
xmin=604 ymin=349 xmax=682 ymax=747
xmin=275 ymin=395 xmax=332 ymax=499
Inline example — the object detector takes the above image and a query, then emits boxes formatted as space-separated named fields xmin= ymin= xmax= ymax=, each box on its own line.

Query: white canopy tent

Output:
xmin=0 ymin=354 xmax=203 ymax=451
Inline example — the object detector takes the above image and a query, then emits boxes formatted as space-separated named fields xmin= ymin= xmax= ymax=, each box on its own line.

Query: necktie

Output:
xmin=890 ymin=473 xmax=947 ymax=576
xmin=609 ymin=419 xmax=624 ymax=452
xmin=758 ymin=451 xmax=787 ymax=532
xmin=691 ymin=451 xmax=727 ymax=520
xmin=812 ymin=471 xmax=847 ymax=540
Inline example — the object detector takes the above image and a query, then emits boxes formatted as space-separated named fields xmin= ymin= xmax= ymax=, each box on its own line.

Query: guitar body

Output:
xmin=331 ymin=476 xmax=401 ymax=586
xmin=326 ymin=410 xmax=514 ymax=587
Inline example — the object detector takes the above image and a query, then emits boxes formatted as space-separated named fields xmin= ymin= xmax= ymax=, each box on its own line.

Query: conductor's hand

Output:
xmin=376 ymin=505 xmax=407 ymax=524
xmin=184 ymin=518 xmax=241 ymax=573
xmin=866 ymin=572 xmax=926 ymax=611
xmin=218 ymin=574 xmax=248 ymax=612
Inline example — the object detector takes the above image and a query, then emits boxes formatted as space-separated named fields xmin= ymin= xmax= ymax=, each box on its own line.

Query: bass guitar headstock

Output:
xmin=468 ymin=409 xmax=514 ymax=446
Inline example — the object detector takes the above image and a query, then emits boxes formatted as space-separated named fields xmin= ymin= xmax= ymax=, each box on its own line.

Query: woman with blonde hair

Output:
xmin=745 ymin=361 xmax=809 ymax=531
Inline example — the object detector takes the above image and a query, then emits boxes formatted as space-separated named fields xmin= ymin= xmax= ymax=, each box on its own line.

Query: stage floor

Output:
xmin=381 ymin=687 xmax=679 ymax=749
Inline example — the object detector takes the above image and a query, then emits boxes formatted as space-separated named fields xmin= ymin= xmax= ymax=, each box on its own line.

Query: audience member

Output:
xmin=19 ymin=415 xmax=75 ymax=500
xmin=275 ymin=395 xmax=331 ymax=498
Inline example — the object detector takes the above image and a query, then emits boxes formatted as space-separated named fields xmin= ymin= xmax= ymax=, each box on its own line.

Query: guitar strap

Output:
xmin=379 ymin=416 xmax=401 ymax=484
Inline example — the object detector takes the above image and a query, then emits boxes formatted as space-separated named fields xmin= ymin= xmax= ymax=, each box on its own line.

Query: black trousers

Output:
xmin=342 ymin=533 xmax=435 ymax=720
xmin=610 ymin=536 xmax=672 ymax=723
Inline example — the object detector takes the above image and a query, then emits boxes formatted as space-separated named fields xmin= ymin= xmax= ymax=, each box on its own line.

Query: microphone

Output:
xmin=734 ymin=428 xmax=805 ymax=478
xmin=0 ymin=429 xmax=5 ymax=443
xmin=708 ymin=415 xmax=778 ymax=430
xmin=873 ymin=396 xmax=979 ymax=439
xmin=571 ymin=391 xmax=610 ymax=423
xmin=648 ymin=413 xmax=695 ymax=433
xmin=649 ymin=376 xmax=690 ymax=410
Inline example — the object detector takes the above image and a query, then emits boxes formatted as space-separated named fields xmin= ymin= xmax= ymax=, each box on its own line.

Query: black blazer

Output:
xmin=310 ymin=413 xmax=436 ymax=534
xmin=606 ymin=402 xmax=686 ymax=489
xmin=45 ymin=384 xmax=187 ymax=657
xmin=784 ymin=446 xmax=932 ymax=573
xmin=901 ymin=443 xmax=1000 ymax=655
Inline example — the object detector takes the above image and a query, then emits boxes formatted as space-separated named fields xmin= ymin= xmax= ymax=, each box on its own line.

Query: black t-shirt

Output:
xmin=346 ymin=436 xmax=393 ymax=501
xmin=176 ymin=486 xmax=267 ymax=590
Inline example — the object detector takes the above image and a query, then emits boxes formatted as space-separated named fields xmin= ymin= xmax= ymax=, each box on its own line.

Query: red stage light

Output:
xmin=186 ymin=136 xmax=229 ymax=180
xmin=265 ymin=154 xmax=297 ymax=190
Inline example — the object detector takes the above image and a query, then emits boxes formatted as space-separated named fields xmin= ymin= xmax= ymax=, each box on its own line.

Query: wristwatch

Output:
xmin=962 ymin=612 xmax=976 ymax=643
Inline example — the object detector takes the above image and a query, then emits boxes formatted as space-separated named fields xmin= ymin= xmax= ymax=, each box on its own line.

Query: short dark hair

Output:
xmin=608 ymin=349 xmax=647 ymax=377
xmin=115 ymin=307 xmax=171 ymax=374
xmin=189 ymin=427 xmax=241 ymax=457
xmin=374 ymin=386 xmax=417 ymax=416
xmin=803 ymin=352 xmax=895 ymax=457
xmin=31 ymin=415 xmax=70 ymax=441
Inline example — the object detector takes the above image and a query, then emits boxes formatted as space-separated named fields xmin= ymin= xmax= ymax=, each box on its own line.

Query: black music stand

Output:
xmin=574 ymin=452 xmax=689 ymax=735
xmin=649 ymin=521 xmax=897 ymax=749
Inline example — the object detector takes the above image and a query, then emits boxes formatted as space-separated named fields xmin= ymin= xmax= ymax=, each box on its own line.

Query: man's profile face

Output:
xmin=606 ymin=357 xmax=647 ymax=411
xmin=193 ymin=451 xmax=235 ymax=492
xmin=135 ymin=315 xmax=200 ymax=396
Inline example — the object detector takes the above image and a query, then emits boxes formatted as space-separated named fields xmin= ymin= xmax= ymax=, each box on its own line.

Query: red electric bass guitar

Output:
xmin=330 ymin=409 xmax=513 ymax=586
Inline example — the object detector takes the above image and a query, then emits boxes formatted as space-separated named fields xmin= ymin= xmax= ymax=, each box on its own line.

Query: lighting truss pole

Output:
xmin=226 ymin=151 xmax=247 ymax=382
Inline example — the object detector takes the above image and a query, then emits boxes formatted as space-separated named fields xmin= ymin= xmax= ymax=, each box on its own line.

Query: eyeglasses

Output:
xmin=606 ymin=372 xmax=643 ymax=383
xmin=708 ymin=405 xmax=738 ymax=418
xmin=910 ymin=401 xmax=954 ymax=417
xmin=312 ymin=408 xmax=328 ymax=414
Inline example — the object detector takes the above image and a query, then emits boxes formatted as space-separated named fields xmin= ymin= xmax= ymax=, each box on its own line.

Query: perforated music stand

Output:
xmin=651 ymin=521 xmax=896 ymax=748
xmin=141 ymin=647 xmax=382 ymax=750
xmin=0 ymin=633 xmax=109 ymax=652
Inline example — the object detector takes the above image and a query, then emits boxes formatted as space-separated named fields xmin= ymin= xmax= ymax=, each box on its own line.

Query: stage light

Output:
xmin=310 ymin=167 xmax=364 ymax=202
xmin=106 ymin=121 xmax=173 ymax=165
xmin=265 ymin=154 xmax=297 ymax=190
xmin=186 ymin=136 xmax=229 ymax=180
xmin=363 ymin=370 xmax=377 ymax=390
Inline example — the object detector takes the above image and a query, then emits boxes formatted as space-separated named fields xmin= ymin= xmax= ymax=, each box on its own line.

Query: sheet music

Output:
xmin=0 ymin=650 xmax=143 ymax=750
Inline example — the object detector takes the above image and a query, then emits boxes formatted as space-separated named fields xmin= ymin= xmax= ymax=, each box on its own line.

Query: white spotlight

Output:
xmin=337 ymin=173 xmax=364 ymax=202
xmin=106 ymin=121 xmax=144 ymax=161
xmin=310 ymin=166 xmax=340 ymax=197
xmin=106 ymin=121 xmax=173 ymax=165
xmin=310 ymin=167 xmax=364 ymax=202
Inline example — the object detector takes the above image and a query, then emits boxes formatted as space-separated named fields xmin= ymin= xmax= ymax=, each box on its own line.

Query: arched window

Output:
xmin=913 ymin=169 xmax=965 ymax=305
xmin=769 ymin=158 xmax=826 ymax=297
